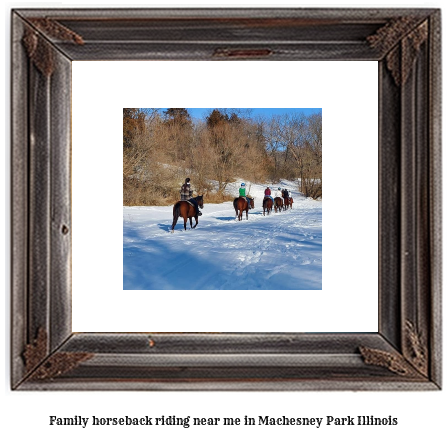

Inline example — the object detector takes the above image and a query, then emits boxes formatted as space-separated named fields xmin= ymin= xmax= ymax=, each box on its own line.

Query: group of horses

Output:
xmin=262 ymin=193 xmax=294 ymax=216
xmin=170 ymin=190 xmax=293 ymax=232
xmin=234 ymin=190 xmax=294 ymax=220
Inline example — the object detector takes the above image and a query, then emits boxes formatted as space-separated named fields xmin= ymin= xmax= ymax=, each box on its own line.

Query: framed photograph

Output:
xmin=11 ymin=8 xmax=441 ymax=390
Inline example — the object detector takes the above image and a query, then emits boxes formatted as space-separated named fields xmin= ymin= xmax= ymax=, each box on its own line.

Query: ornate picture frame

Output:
xmin=11 ymin=8 xmax=441 ymax=390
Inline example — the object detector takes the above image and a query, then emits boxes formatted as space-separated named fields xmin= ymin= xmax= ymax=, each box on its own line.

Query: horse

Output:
xmin=282 ymin=189 xmax=290 ymax=210
xmin=234 ymin=196 xmax=254 ymax=221
xmin=274 ymin=197 xmax=283 ymax=213
xmin=287 ymin=197 xmax=294 ymax=209
xmin=171 ymin=195 xmax=204 ymax=231
xmin=263 ymin=197 xmax=273 ymax=216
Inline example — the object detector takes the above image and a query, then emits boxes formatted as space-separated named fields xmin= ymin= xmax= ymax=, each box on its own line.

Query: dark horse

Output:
xmin=274 ymin=196 xmax=283 ymax=213
xmin=234 ymin=196 xmax=254 ymax=221
xmin=263 ymin=197 xmax=273 ymax=216
xmin=282 ymin=189 xmax=290 ymax=210
xmin=285 ymin=197 xmax=293 ymax=209
xmin=171 ymin=196 xmax=204 ymax=231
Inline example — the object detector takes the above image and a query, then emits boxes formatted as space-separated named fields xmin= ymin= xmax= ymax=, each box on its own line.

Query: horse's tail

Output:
xmin=233 ymin=198 xmax=238 ymax=215
xmin=171 ymin=202 xmax=180 ymax=230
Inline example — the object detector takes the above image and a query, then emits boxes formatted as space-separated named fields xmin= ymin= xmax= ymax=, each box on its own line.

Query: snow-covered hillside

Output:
xmin=123 ymin=181 xmax=322 ymax=290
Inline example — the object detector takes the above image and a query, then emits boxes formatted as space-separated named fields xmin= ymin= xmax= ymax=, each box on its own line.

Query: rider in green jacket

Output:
xmin=239 ymin=183 xmax=253 ymax=209
xmin=239 ymin=183 xmax=246 ymax=197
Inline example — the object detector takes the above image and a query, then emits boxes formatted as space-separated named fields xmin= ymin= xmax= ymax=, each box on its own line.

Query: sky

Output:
xmin=158 ymin=107 xmax=322 ymax=121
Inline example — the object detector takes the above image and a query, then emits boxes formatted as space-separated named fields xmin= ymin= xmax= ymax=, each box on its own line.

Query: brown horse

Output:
xmin=171 ymin=196 xmax=204 ymax=231
xmin=263 ymin=197 xmax=273 ymax=216
xmin=274 ymin=197 xmax=283 ymax=213
xmin=234 ymin=196 xmax=254 ymax=221
xmin=287 ymin=197 xmax=294 ymax=209
xmin=282 ymin=190 xmax=290 ymax=210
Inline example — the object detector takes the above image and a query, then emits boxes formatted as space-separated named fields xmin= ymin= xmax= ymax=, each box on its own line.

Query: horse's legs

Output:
xmin=245 ymin=208 xmax=248 ymax=220
xmin=193 ymin=215 xmax=198 ymax=228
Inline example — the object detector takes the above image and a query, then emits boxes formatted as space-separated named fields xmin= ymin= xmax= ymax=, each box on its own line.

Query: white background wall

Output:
xmin=72 ymin=60 xmax=378 ymax=333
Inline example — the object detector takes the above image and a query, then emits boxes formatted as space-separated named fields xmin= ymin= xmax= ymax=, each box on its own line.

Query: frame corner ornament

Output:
xmin=404 ymin=320 xmax=428 ymax=377
xmin=23 ymin=327 xmax=48 ymax=374
xmin=358 ymin=346 xmax=424 ymax=380
xmin=22 ymin=17 xmax=84 ymax=77
xmin=367 ymin=17 xmax=429 ymax=86
xmin=23 ymin=328 xmax=94 ymax=381
xmin=27 ymin=352 xmax=94 ymax=381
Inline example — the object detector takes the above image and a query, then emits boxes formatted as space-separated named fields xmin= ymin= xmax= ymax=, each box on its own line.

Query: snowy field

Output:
xmin=123 ymin=181 xmax=322 ymax=290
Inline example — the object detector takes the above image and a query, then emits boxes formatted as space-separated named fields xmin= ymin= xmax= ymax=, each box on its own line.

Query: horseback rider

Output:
xmin=239 ymin=183 xmax=253 ymax=209
xmin=239 ymin=182 xmax=246 ymax=198
xmin=283 ymin=188 xmax=289 ymax=201
xmin=180 ymin=178 xmax=202 ymax=216
xmin=275 ymin=187 xmax=283 ymax=198
xmin=264 ymin=186 xmax=274 ymax=202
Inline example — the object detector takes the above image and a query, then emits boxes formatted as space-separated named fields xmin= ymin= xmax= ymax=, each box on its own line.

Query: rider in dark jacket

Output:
xmin=180 ymin=178 xmax=202 ymax=216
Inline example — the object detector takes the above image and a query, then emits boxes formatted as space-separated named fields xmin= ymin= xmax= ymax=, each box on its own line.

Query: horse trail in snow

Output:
xmin=123 ymin=180 xmax=322 ymax=290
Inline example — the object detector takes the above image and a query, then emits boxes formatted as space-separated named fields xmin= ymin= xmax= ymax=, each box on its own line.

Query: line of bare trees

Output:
xmin=123 ymin=108 xmax=322 ymax=206
xmin=262 ymin=112 xmax=322 ymax=199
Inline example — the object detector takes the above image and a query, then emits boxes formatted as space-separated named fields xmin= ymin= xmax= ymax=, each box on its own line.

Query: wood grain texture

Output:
xmin=11 ymin=7 xmax=442 ymax=391
xmin=49 ymin=50 xmax=72 ymax=350
xmin=11 ymin=13 xmax=29 ymax=389
xmin=378 ymin=59 xmax=401 ymax=350
xmin=428 ymin=10 xmax=442 ymax=388
xmin=28 ymin=57 xmax=51 ymax=344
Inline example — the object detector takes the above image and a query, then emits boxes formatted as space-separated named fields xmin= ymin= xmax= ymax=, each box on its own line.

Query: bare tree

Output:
xmin=123 ymin=108 xmax=322 ymax=206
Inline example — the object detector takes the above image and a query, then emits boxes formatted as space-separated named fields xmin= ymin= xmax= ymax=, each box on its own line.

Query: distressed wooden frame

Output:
xmin=11 ymin=8 xmax=441 ymax=390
